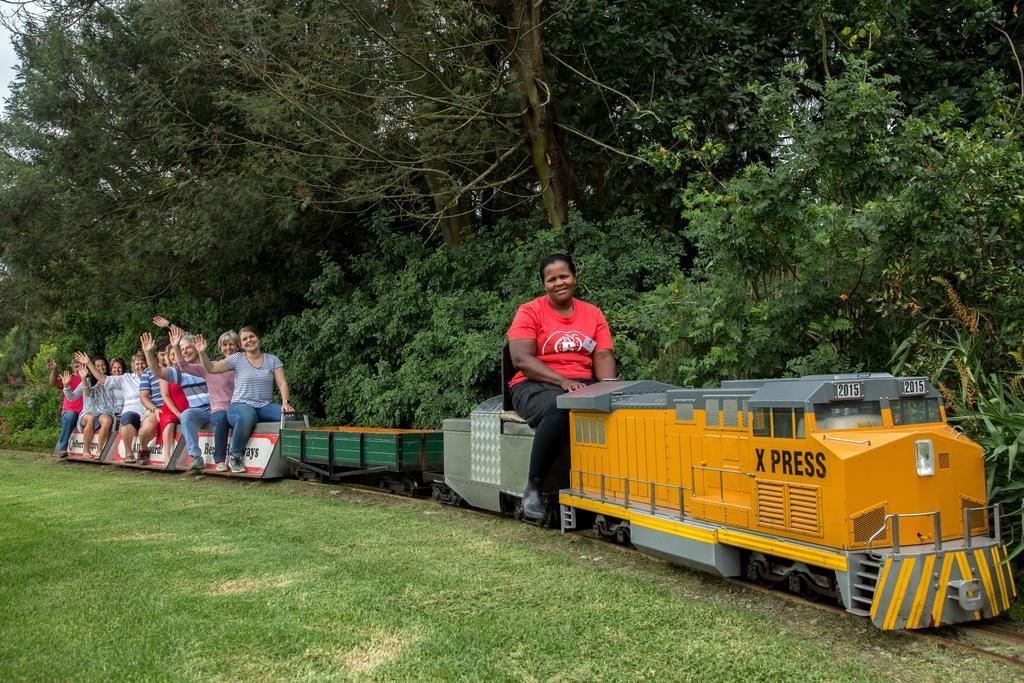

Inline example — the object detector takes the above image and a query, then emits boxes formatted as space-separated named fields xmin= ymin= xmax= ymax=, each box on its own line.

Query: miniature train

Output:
xmin=57 ymin=372 xmax=1016 ymax=630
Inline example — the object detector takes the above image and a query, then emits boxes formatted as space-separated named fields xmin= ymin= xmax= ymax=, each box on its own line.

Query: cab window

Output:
xmin=753 ymin=407 xmax=805 ymax=438
xmin=890 ymin=398 xmax=942 ymax=426
xmin=752 ymin=408 xmax=771 ymax=436
xmin=772 ymin=407 xmax=793 ymax=438
xmin=813 ymin=401 xmax=883 ymax=430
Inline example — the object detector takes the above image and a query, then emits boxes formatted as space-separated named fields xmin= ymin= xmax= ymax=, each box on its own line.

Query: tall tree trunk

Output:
xmin=390 ymin=0 xmax=474 ymax=245
xmin=498 ymin=0 xmax=580 ymax=228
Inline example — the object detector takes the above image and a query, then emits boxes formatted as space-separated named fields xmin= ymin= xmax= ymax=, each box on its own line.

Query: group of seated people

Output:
xmin=49 ymin=316 xmax=295 ymax=472
xmin=46 ymin=253 xmax=612 ymax=521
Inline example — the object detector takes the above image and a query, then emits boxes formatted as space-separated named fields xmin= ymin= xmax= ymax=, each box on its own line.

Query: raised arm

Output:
xmin=48 ymin=358 xmax=62 ymax=389
xmin=77 ymin=365 xmax=91 ymax=397
xmin=140 ymin=332 xmax=171 ymax=381
xmin=274 ymin=367 xmax=294 ymax=414
xmin=195 ymin=334 xmax=231 ymax=374
xmin=75 ymin=351 xmax=108 ymax=384
xmin=169 ymin=325 xmax=186 ymax=370
xmin=61 ymin=370 xmax=84 ymax=401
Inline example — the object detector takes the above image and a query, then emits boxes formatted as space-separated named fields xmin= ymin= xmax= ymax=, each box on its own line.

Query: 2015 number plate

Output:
xmin=899 ymin=378 xmax=927 ymax=396
xmin=832 ymin=381 xmax=864 ymax=401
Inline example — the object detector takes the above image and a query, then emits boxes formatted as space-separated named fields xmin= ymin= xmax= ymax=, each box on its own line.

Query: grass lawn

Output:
xmin=0 ymin=450 xmax=1016 ymax=682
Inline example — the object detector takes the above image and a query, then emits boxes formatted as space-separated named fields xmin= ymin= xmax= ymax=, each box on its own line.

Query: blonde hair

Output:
xmin=218 ymin=330 xmax=240 ymax=352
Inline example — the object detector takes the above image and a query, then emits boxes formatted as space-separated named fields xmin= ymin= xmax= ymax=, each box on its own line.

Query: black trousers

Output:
xmin=510 ymin=379 xmax=593 ymax=483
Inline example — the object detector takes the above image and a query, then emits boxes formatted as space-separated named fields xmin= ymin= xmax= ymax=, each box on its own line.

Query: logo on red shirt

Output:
xmin=544 ymin=331 xmax=597 ymax=355
xmin=553 ymin=333 xmax=584 ymax=353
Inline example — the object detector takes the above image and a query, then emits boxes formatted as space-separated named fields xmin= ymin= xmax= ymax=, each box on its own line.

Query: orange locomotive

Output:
xmin=557 ymin=374 xmax=1016 ymax=630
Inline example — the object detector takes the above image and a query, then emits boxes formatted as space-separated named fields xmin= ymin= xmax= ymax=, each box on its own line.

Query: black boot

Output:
xmin=521 ymin=478 xmax=546 ymax=520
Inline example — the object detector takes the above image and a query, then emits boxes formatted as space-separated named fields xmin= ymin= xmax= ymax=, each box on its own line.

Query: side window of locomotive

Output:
xmin=890 ymin=398 xmax=942 ymax=426
xmin=752 ymin=408 xmax=771 ymax=436
xmin=813 ymin=400 xmax=883 ymax=430
xmin=772 ymin=407 xmax=794 ymax=438
xmin=794 ymin=408 xmax=806 ymax=438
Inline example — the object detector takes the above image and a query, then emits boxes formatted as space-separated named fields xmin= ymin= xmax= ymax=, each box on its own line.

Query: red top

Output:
xmin=156 ymin=381 xmax=189 ymax=445
xmin=61 ymin=375 xmax=83 ymax=413
xmin=506 ymin=296 xmax=613 ymax=387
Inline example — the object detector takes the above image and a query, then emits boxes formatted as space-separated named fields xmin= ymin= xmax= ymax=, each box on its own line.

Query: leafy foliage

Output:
xmin=271 ymin=212 xmax=684 ymax=427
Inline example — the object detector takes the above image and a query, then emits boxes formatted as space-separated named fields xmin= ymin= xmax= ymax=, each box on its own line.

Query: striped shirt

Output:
xmin=139 ymin=369 xmax=164 ymax=408
xmin=87 ymin=381 xmax=118 ymax=416
xmin=65 ymin=380 xmax=117 ymax=416
xmin=166 ymin=367 xmax=210 ymax=409
xmin=109 ymin=378 xmax=125 ymax=413
xmin=225 ymin=352 xmax=283 ymax=408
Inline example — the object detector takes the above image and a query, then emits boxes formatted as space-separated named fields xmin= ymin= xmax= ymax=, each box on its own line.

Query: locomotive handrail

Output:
xmin=569 ymin=469 xmax=690 ymax=519
xmin=821 ymin=434 xmax=871 ymax=446
xmin=690 ymin=465 xmax=755 ymax=503
xmin=867 ymin=510 xmax=943 ymax=559
xmin=964 ymin=503 xmax=1002 ymax=549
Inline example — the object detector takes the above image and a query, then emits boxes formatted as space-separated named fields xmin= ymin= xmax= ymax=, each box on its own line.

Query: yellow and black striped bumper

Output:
xmin=869 ymin=542 xmax=1016 ymax=630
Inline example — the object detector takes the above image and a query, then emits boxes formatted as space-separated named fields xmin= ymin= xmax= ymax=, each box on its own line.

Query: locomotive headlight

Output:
xmin=915 ymin=439 xmax=935 ymax=476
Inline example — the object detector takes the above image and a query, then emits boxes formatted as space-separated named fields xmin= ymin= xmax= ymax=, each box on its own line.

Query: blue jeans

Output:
xmin=227 ymin=402 xmax=281 ymax=456
xmin=210 ymin=410 xmax=229 ymax=463
xmin=58 ymin=410 xmax=79 ymax=450
xmin=180 ymin=407 xmax=211 ymax=459
xmin=179 ymin=408 xmax=230 ymax=462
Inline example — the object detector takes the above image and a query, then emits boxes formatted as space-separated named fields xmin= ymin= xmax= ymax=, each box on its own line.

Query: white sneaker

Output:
xmin=215 ymin=461 xmax=229 ymax=472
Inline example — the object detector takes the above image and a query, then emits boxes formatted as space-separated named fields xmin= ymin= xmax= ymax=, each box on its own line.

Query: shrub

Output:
xmin=268 ymin=211 xmax=685 ymax=428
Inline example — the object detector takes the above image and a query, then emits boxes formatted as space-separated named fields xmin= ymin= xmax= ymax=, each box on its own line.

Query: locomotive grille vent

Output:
xmin=961 ymin=495 xmax=989 ymax=533
xmin=852 ymin=504 xmax=887 ymax=544
xmin=938 ymin=452 xmax=950 ymax=469
xmin=756 ymin=482 xmax=785 ymax=529
xmin=755 ymin=481 xmax=821 ymax=536
xmin=723 ymin=398 xmax=739 ymax=427
xmin=675 ymin=400 xmax=695 ymax=423
xmin=706 ymin=398 xmax=721 ymax=427
xmin=788 ymin=485 xmax=820 ymax=535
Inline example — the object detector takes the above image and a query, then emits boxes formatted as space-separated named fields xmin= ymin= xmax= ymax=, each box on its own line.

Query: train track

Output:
xmin=723 ymin=575 xmax=1024 ymax=670
xmin=334 ymin=481 xmax=1024 ymax=670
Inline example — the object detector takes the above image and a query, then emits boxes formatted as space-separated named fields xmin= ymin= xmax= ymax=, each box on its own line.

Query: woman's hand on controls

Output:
xmin=559 ymin=379 xmax=587 ymax=392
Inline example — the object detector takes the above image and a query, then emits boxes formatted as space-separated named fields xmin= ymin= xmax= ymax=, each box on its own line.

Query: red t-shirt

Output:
xmin=61 ymin=375 xmax=83 ymax=413
xmin=506 ymin=296 xmax=613 ymax=387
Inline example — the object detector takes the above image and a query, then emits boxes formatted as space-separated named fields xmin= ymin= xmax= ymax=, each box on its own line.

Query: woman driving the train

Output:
xmin=508 ymin=254 xmax=616 ymax=520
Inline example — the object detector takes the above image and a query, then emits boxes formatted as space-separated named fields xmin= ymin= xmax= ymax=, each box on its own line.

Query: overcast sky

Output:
xmin=0 ymin=22 xmax=17 ymax=107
